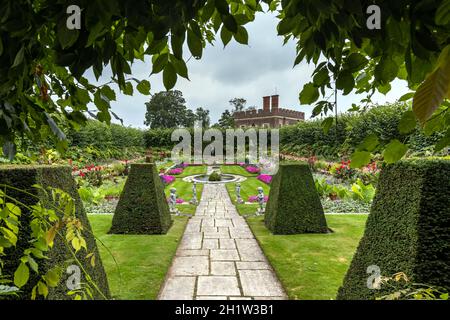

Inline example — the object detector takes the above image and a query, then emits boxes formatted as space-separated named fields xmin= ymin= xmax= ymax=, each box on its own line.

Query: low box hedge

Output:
xmin=337 ymin=159 xmax=450 ymax=300
xmin=109 ymin=163 xmax=172 ymax=234
xmin=0 ymin=165 xmax=110 ymax=300
xmin=264 ymin=163 xmax=328 ymax=234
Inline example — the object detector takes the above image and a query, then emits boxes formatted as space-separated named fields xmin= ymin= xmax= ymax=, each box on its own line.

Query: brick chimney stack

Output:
xmin=263 ymin=96 xmax=270 ymax=112
xmin=271 ymin=95 xmax=279 ymax=112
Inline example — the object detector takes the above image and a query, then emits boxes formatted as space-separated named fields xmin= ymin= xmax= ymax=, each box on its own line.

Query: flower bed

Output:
xmin=257 ymin=174 xmax=272 ymax=184
xmin=248 ymin=195 xmax=269 ymax=203
xmin=168 ymin=168 xmax=183 ymax=175
xmin=160 ymin=175 xmax=176 ymax=185
xmin=245 ymin=166 xmax=260 ymax=174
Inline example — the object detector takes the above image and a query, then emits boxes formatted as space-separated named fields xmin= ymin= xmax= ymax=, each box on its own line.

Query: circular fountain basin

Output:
xmin=183 ymin=174 xmax=246 ymax=184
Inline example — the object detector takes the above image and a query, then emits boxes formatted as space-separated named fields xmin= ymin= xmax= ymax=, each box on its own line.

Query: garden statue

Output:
xmin=256 ymin=187 xmax=265 ymax=215
xmin=169 ymin=187 xmax=179 ymax=215
xmin=190 ymin=182 xmax=198 ymax=205
xmin=236 ymin=183 xmax=244 ymax=204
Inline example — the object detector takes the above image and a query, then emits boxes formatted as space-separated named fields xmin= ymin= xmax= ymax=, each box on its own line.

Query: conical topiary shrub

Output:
xmin=109 ymin=163 xmax=172 ymax=234
xmin=264 ymin=163 xmax=328 ymax=234
xmin=337 ymin=159 xmax=450 ymax=300
xmin=0 ymin=165 xmax=110 ymax=300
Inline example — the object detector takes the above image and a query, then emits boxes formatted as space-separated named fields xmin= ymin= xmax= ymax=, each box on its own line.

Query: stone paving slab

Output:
xmin=159 ymin=183 xmax=287 ymax=300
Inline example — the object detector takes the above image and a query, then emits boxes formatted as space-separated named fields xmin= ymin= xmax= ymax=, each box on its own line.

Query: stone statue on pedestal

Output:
xmin=256 ymin=187 xmax=265 ymax=215
xmin=236 ymin=183 xmax=244 ymax=204
xmin=169 ymin=187 xmax=179 ymax=215
xmin=190 ymin=182 xmax=198 ymax=205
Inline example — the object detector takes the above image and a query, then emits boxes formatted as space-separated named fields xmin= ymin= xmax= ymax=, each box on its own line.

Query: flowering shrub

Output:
xmin=332 ymin=160 xmax=356 ymax=181
xmin=168 ymin=168 xmax=183 ymax=175
xmin=257 ymin=174 xmax=272 ymax=184
xmin=238 ymin=162 xmax=245 ymax=167
xmin=248 ymin=195 xmax=269 ymax=203
xmin=245 ymin=166 xmax=260 ymax=174
xmin=160 ymin=175 xmax=175 ymax=185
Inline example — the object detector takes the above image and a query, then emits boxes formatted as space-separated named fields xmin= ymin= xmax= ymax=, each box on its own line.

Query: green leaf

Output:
xmin=44 ymin=267 xmax=62 ymax=287
xmin=100 ymin=85 xmax=116 ymax=101
xmin=336 ymin=71 xmax=355 ymax=95
xmin=187 ymin=29 xmax=202 ymax=59
xmin=123 ymin=82 xmax=133 ymax=96
xmin=383 ymin=139 xmax=408 ymax=163
xmin=313 ymin=68 xmax=330 ymax=87
xmin=136 ymin=80 xmax=151 ymax=95
xmin=234 ymin=26 xmax=248 ymax=45
xmin=151 ymin=53 xmax=168 ymax=75
xmin=399 ymin=92 xmax=415 ymax=102
xmin=374 ymin=57 xmax=399 ymax=84
xmin=171 ymin=56 xmax=189 ymax=79
xmin=344 ymin=53 xmax=368 ymax=72
xmin=412 ymin=46 xmax=450 ymax=124
xmin=223 ymin=15 xmax=238 ymax=33
xmin=12 ymin=46 xmax=25 ymax=68
xmin=93 ymin=91 xmax=110 ymax=111
xmin=398 ymin=110 xmax=417 ymax=134
xmin=299 ymin=83 xmax=319 ymax=104
xmin=14 ymin=263 xmax=29 ymax=288
xmin=277 ymin=18 xmax=295 ymax=36
xmin=220 ymin=26 xmax=232 ymax=47
xmin=171 ymin=32 xmax=185 ymax=60
xmin=321 ymin=117 xmax=334 ymax=134
xmin=358 ymin=134 xmax=379 ymax=152
xmin=45 ymin=113 xmax=66 ymax=141
xmin=215 ymin=0 xmax=229 ymax=15
xmin=436 ymin=0 xmax=450 ymax=25
xmin=163 ymin=63 xmax=177 ymax=90
xmin=37 ymin=281 xmax=48 ymax=298
xmin=350 ymin=151 xmax=372 ymax=168
xmin=378 ymin=83 xmax=391 ymax=95
xmin=57 ymin=19 xmax=79 ymax=49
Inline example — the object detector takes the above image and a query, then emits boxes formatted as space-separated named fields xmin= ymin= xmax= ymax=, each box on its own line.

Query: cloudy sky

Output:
xmin=86 ymin=8 xmax=409 ymax=128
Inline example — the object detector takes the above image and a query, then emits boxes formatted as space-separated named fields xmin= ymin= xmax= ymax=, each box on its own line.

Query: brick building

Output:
xmin=233 ymin=95 xmax=304 ymax=128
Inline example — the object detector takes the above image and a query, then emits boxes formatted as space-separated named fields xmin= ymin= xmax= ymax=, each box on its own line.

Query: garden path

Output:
xmin=158 ymin=183 xmax=287 ymax=300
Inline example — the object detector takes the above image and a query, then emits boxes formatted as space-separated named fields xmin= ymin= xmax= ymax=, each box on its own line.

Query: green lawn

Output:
xmin=177 ymin=165 xmax=207 ymax=177
xmin=220 ymin=165 xmax=258 ymax=177
xmin=226 ymin=177 xmax=270 ymax=206
xmin=164 ymin=179 xmax=204 ymax=205
xmin=247 ymin=214 xmax=368 ymax=300
xmin=88 ymin=214 xmax=188 ymax=300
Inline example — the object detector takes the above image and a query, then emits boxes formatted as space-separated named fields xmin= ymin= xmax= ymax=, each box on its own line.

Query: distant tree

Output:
xmin=183 ymin=109 xmax=196 ymax=128
xmin=229 ymin=98 xmax=247 ymax=112
xmin=217 ymin=110 xmax=235 ymax=128
xmin=195 ymin=107 xmax=211 ymax=128
xmin=246 ymin=105 xmax=257 ymax=111
xmin=144 ymin=90 xmax=189 ymax=129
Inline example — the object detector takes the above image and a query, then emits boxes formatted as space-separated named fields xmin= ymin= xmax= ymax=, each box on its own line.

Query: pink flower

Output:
xmin=245 ymin=166 xmax=260 ymax=174
xmin=257 ymin=174 xmax=272 ymax=184
xmin=168 ymin=168 xmax=183 ymax=175
xmin=248 ymin=195 xmax=269 ymax=203
xmin=167 ymin=198 xmax=184 ymax=204
xmin=160 ymin=175 xmax=175 ymax=185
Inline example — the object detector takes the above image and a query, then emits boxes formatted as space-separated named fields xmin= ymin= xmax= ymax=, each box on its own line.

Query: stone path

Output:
xmin=158 ymin=184 xmax=287 ymax=300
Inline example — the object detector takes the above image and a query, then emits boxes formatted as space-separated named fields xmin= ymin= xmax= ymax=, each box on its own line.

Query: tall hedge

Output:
xmin=337 ymin=159 xmax=450 ymax=300
xmin=109 ymin=163 xmax=172 ymax=234
xmin=264 ymin=163 xmax=329 ymax=234
xmin=0 ymin=165 xmax=110 ymax=300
